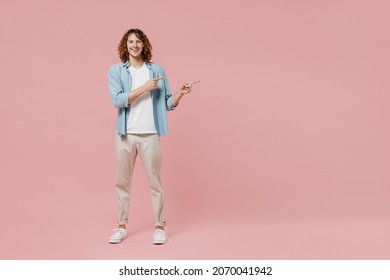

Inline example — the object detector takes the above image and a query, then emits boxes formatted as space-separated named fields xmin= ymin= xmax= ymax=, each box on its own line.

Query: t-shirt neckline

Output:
xmin=129 ymin=63 xmax=145 ymax=71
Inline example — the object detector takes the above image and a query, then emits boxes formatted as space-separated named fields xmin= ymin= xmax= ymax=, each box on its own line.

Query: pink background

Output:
xmin=1 ymin=0 xmax=390 ymax=259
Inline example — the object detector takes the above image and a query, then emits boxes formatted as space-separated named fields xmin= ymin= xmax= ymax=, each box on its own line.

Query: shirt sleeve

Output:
xmin=162 ymin=68 xmax=176 ymax=111
xmin=108 ymin=65 xmax=130 ymax=109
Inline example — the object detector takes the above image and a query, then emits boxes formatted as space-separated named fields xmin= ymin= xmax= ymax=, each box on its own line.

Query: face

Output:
xmin=127 ymin=33 xmax=144 ymax=59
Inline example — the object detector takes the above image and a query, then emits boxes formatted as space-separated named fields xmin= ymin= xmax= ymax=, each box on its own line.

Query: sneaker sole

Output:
xmin=108 ymin=235 xmax=127 ymax=244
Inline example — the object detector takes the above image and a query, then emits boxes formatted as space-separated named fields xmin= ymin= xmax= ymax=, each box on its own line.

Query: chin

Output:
xmin=130 ymin=52 xmax=141 ymax=58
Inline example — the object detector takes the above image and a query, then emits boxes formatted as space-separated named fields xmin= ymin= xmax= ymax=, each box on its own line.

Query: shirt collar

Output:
xmin=123 ymin=60 xmax=152 ymax=69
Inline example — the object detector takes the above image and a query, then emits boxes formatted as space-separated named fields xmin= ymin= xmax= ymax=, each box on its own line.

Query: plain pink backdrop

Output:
xmin=0 ymin=0 xmax=389 ymax=259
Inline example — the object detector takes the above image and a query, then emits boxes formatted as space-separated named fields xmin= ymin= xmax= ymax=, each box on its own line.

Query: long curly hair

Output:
xmin=118 ymin=28 xmax=153 ymax=63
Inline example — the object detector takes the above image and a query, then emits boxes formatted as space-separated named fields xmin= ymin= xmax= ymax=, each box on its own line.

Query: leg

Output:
xmin=138 ymin=134 xmax=166 ymax=227
xmin=114 ymin=133 xmax=137 ymax=226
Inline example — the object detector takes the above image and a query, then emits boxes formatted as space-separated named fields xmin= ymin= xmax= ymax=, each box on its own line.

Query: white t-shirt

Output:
xmin=126 ymin=63 xmax=157 ymax=134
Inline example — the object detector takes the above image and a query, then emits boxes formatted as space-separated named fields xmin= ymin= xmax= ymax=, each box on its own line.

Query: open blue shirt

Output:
xmin=108 ymin=61 xmax=175 ymax=137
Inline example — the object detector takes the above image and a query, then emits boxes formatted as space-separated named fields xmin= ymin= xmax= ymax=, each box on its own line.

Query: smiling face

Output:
xmin=127 ymin=33 xmax=144 ymax=60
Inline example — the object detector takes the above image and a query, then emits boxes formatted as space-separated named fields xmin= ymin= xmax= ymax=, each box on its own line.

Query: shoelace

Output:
xmin=112 ymin=229 xmax=125 ymax=238
xmin=155 ymin=230 xmax=166 ymax=240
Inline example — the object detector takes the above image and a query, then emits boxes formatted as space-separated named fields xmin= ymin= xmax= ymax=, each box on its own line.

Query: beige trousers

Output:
xmin=115 ymin=133 xmax=166 ymax=227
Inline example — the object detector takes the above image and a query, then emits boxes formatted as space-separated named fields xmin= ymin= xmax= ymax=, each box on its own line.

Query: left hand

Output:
xmin=179 ymin=80 xmax=200 ymax=95
xmin=179 ymin=82 xmax=192 ymax=94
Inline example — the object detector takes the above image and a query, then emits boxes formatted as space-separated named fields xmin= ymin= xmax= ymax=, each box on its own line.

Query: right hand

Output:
xmin=143 ymin=77 xmax=164 ymax=92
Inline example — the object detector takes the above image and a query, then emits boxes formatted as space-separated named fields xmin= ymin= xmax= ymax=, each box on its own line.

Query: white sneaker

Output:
xmin=108 ymin=228 xmax=127 ymax=244
xmin=153 ymin=229 xmax=167 ymax=245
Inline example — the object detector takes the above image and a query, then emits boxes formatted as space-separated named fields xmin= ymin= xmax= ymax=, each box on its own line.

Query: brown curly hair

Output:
xmin=118 ymin=28 xmax=153 ymax=63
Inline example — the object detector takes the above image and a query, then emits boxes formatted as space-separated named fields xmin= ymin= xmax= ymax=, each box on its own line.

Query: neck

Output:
xmin=129 ymin=57 xmax=144 ymax=69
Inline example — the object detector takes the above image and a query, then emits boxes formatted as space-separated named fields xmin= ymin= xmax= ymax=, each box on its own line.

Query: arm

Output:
xmin=130 ymin=77 xmax=164 ymax=103
xmin=162 ymin=68 xmax=192 ymax=110
xmin=171 ymin=82 xmax=194 ymax=107
xmin=171 ymin=90 xmax=186 ymax=107
xmin=127 ymin=85 xmax=148 ymax=104
xmin=108 ymin=66 xmax=130 ymax=109
xmin=108 ymin=66 xmax=164 ymax=108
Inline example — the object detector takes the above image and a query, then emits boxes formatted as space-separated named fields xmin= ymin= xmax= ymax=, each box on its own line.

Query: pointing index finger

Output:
xmin=153 ymin=77 xmax=164 ymax=81
xmin=189 ymin=80 xmax=201 ymax=85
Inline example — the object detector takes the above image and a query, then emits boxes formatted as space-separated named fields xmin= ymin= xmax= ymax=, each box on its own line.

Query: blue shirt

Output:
xmin=108 ymin=61 xmax=176 ymax=137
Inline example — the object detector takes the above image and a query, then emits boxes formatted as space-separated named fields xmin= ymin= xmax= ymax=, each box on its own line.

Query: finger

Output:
xmin=189 ymin=80 xmax=201 ymax=85
xmin=153 ymin=77 xmax=164 ymax=81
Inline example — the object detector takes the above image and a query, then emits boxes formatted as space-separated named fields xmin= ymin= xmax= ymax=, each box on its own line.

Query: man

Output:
xmin=107 ymin=28 xmax=194 ymax=245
